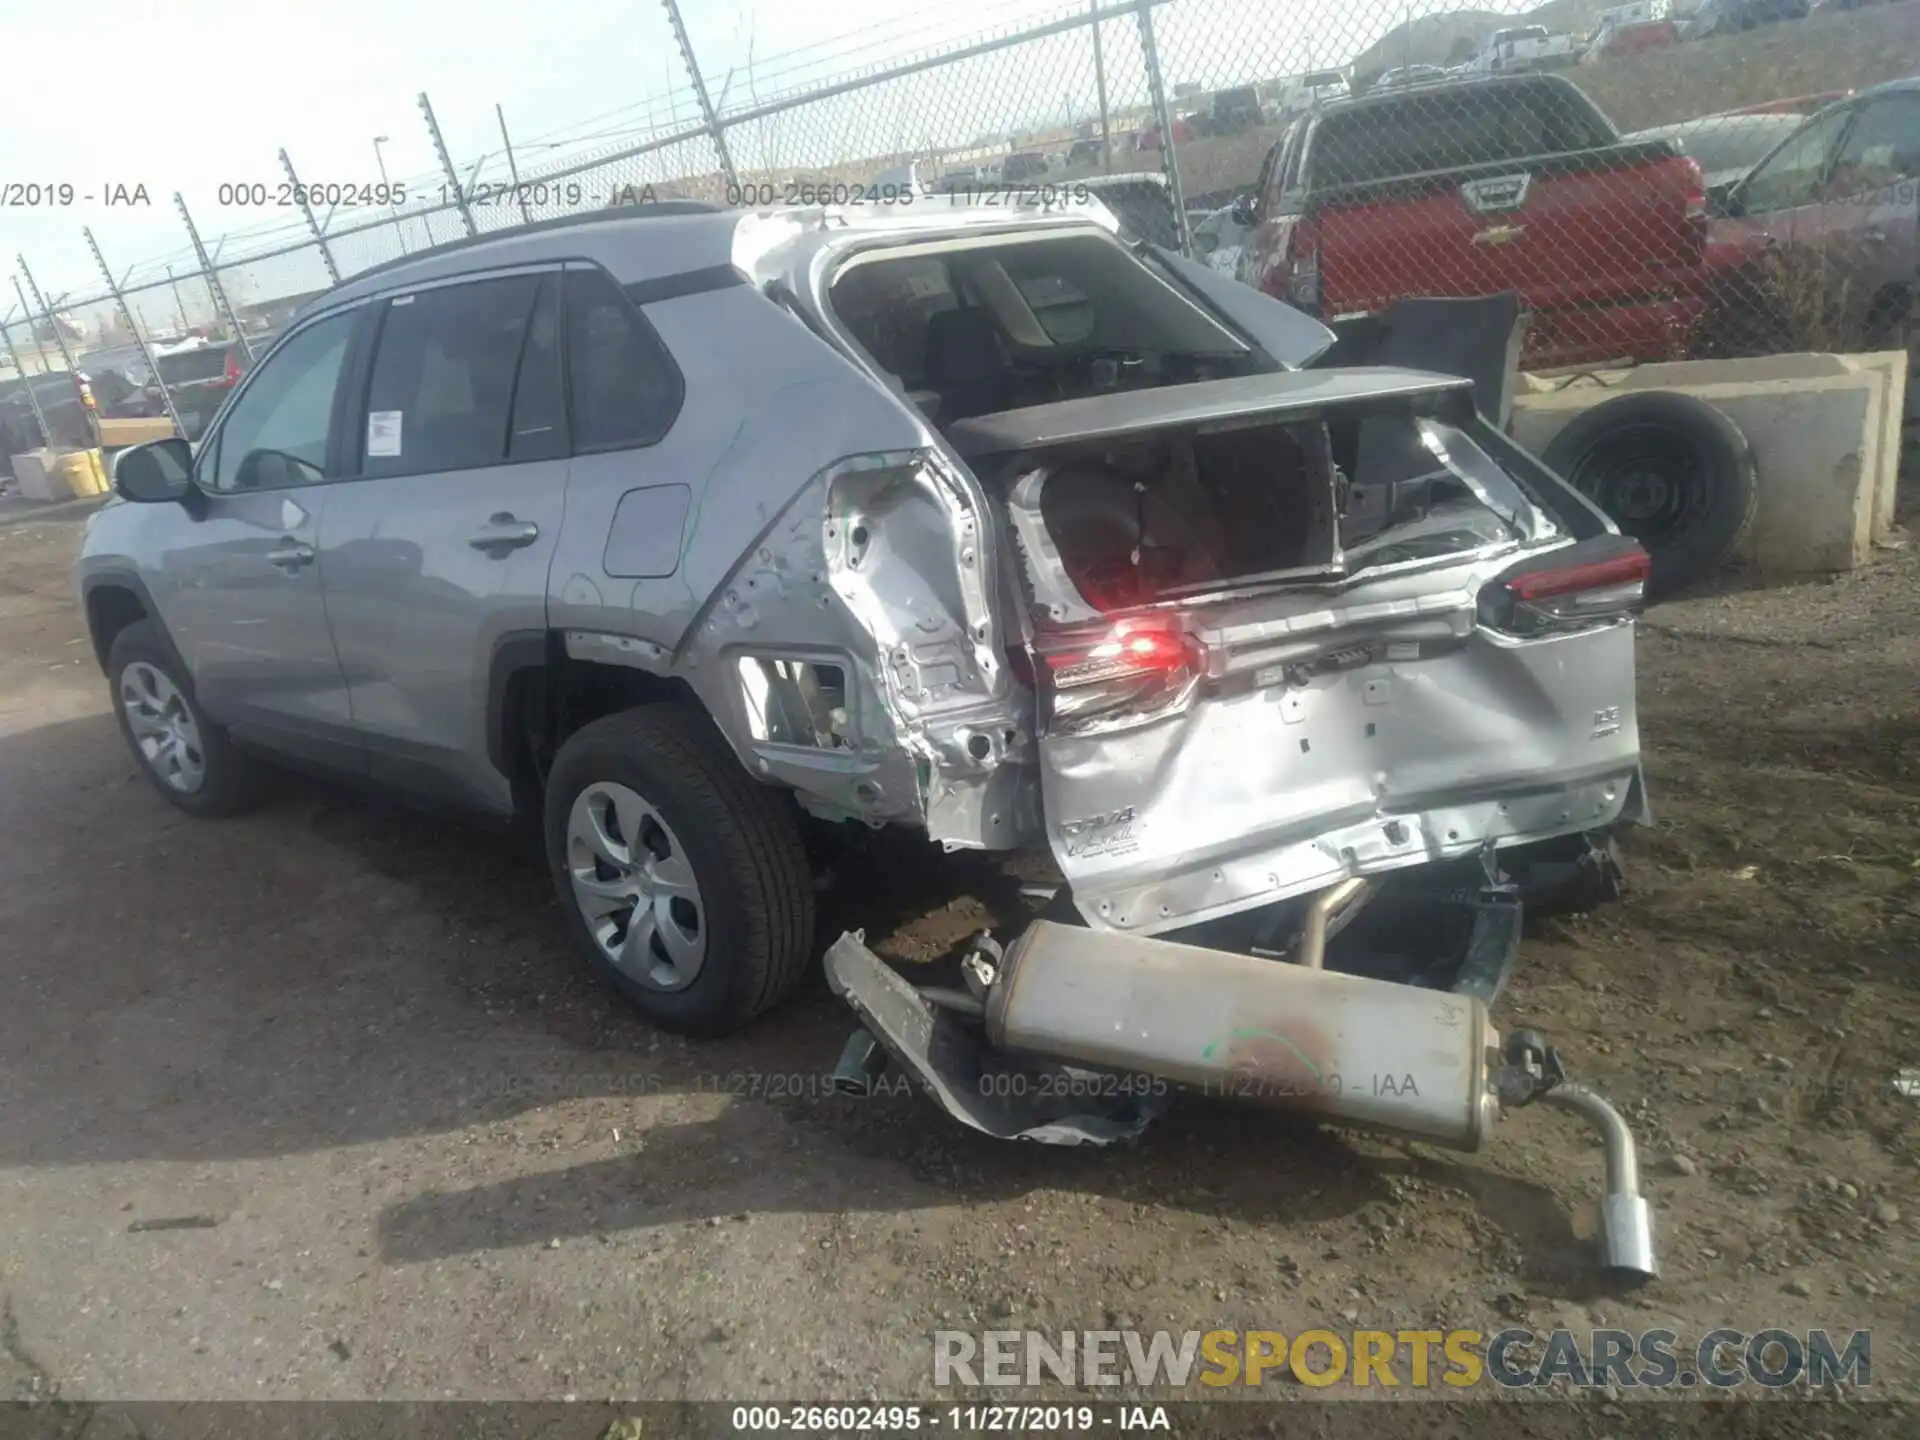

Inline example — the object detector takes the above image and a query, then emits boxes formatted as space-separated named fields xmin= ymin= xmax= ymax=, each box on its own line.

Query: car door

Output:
xmin=159 ymin=306 xmax=363 ymax=769
xmin=1722 ymin=103 xmax=1859 ymax=262
xmin=316 ymin=266 xmax=570 ymax=813
xmin=1811 ymin=91 xmax=1920 ymax=341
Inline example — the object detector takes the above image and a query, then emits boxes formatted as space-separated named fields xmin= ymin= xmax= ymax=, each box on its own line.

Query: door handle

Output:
xmin=467 ymin=514 xmax=541 ymax=554
xmin=267 ymin=540 xmax=314 ymax=571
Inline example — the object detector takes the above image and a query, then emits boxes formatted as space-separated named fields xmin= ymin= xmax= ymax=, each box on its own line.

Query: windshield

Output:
xmin=1638 ymin=116 xmax=1803 ymax=176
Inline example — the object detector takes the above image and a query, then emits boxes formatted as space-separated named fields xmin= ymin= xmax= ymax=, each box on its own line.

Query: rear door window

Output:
xmin=359 ymin=275 xmax=541 ymax=479
xmin=568 ymin=266 xmax=684 ymax=451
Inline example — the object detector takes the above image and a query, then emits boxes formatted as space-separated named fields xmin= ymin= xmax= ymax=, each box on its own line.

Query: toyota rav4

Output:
xmin=77 ymin=197 xmax=1650 ymax=1041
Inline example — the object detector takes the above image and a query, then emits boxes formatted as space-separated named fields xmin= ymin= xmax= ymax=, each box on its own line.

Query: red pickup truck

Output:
xmin=1236 ymin=73 xmax=1709 ymax=367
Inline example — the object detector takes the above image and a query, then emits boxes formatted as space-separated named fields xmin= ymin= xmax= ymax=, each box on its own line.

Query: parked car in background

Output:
xmin=1208 ymin=86 xmax=1264 ymax=134
xmin=1470 ymin=24 xmax=1578 ymax=73
xmin=1687 ymin=0 xmax=1810 ymax=38
xmin=870 ymin=159 xmax=937 ymax=195
xmin=151 ymin=339 xmax=253 ymax=441
xmin=1276 ymin=69 xmax=1350 ymax=119
xmin=1065 ymin=137 xmax=1107 ymax=169
xmin=1372 ymin=65 xmax=1452 ymax=92
xmin=1582 ymin=16 xmax=1681 ymax=60
xmin=0 ymin=371 xmax=95 ymax=451
xmin=1626 ymin=111 xmax=1808 ymax=193
xmin=1189 ymin=205 xmax=1253 ymax=275
xmin=1236 ymin=72 xmax=1710 ymax=366
xmin=1131 ymin=116 xmax=1196 ymax=151
xmin=1702 ymin=78 xmax=1920 ymax=360
xmin=1001 ymin=151 xmax=1050 ymax=184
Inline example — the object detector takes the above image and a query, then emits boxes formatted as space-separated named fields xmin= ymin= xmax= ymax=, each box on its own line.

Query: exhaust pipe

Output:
xmin=1540 ymin=1082 xmax=1657 ymax=1278
xmin=830 ymin=1028 xmax=888 ymax=1096
xmin=977 ymin=918 xmax=1657 ymax=1281
xmin=984 ymin=918 xmax=1501 ymax=1150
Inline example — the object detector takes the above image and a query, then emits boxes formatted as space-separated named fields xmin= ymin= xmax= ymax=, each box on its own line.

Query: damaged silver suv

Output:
xmin=82 ymin=196 xmax=1665 ymax=1276
xmin=78 ymin=195 xmax=1648 ymax=1038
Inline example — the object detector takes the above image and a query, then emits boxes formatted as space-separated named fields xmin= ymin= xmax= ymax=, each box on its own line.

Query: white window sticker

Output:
xmin=367 ymin=410 xmax=403 ymax=458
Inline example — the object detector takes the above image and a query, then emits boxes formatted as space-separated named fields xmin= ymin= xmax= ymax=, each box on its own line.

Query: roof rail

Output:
xmin=330 ymin=200 xmax=723 ymax=291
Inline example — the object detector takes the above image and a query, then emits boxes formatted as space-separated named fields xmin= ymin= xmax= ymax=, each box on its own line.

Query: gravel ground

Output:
xmin=0 ymin=492 xmax=1914 ymax=1421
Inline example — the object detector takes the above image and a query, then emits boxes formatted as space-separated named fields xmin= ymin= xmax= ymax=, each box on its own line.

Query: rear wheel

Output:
xmin=544 ymin=704 xmax=816 ymax=1036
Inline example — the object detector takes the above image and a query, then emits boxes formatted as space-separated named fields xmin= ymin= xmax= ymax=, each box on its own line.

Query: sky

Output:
xmin=0 ymin=0 xmax=1529 ymax=340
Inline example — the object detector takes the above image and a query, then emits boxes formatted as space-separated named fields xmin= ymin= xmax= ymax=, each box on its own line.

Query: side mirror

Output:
xmin=1710 ymin=181 xmax=1742 ymax=219
xmin=1229 ymin=192 xmax=1258 ymax=226
xmin=113 ymin=437 xmax=195 ymax=504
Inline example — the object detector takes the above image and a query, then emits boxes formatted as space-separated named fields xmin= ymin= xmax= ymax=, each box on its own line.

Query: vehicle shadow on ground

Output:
xmin=0 ymin=712 xmax=1592 ymax=1295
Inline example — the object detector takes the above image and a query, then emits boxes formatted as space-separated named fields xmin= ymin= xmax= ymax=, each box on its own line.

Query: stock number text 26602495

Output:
xmin=218 ymin=182 xmax=407 ymax=207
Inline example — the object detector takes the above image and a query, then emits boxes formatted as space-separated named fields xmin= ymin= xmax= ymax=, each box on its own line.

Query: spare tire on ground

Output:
xmin=1540 ymin=390 xmax=1757 ymax=600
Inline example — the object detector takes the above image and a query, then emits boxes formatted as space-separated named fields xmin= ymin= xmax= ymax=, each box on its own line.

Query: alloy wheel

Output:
xmin=119 ymin=662 xmax=206 ymax=794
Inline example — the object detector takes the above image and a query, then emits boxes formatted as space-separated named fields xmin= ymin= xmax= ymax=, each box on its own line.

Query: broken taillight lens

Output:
xmin=1478 ymin=536 xmax=1651 ymax=637
xmin=1036 ymin=619 xmax=1206 ymax=736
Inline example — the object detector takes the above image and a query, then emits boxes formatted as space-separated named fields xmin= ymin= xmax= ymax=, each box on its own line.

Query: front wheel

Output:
xmin=107 ymin=619 xmax=261 ymax=817
xmin=544 ymin=704 xmax=816 ymax=1036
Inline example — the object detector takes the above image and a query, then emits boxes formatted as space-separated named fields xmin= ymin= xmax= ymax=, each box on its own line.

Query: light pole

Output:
xmin=373 ymin=136 xmax=412 ymax=254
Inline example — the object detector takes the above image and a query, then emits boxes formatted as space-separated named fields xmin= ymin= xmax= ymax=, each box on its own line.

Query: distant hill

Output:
xmin=1350 ymin=0 xmax=1622 ymax=81
xmin=1351 ymin=10 xmax=1504 ymax=78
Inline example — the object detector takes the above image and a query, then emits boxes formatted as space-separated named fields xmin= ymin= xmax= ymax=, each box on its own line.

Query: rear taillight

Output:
xmin=221 ymin=351 xmax=242 ymax=386
xmin=1286 ymin=217 xmax=1322 ymax=311
xmin=1478 ymin=537 xmax=1650 ymax=637
xmin=1037 ymin=618 xmax=1207 ymax=736
xmin=1680 ymin=156 xmax=1706 ymax=220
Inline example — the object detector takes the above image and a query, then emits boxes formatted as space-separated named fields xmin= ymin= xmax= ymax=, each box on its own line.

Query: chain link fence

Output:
xmin=4 ymin=0 xmax=1915 ymax=476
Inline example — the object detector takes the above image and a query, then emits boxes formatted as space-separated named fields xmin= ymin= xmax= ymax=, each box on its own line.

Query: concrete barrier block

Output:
xmin=1844 ymin=349 xmax=1908 ymax=540
xmin=9 ymin=449 xmax=61 ymax=502
xmin=1513 ymin=371 xmax=1883 ymax=575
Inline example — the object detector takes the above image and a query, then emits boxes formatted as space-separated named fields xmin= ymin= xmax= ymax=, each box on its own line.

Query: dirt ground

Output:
xmin=0 ymin=487 xmax=1915 ymax=1420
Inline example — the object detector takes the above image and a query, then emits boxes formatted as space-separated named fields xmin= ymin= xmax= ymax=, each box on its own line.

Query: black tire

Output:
xmin=107 ymin=619 xmax=262 ymax=817
xmin=1541 ymin=391 xmax=1757 ymax=600
xmin=544 ymin=703 xmax=816 ymax=1036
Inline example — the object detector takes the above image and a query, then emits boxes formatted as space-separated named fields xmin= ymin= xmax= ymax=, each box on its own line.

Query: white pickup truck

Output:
xmin=1469 ymin=24 xmax=1578 ymax=73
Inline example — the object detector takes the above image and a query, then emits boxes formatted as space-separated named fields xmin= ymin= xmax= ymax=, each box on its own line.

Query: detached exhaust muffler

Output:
xmin=825 ymin=916 xmax=1658 ymax=1282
